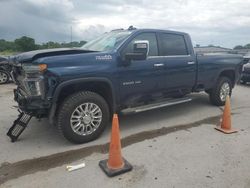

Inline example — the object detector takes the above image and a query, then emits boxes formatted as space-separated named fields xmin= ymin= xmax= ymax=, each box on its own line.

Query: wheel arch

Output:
xmin=218 ymin=69 xmax=236 ymax=87
xmin=49 ymin=77 xmax=116 ymax=124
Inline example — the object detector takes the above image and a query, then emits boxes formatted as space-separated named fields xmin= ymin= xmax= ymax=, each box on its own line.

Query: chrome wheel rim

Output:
xmin=220 ymin=82 xmax=230 ymax=101
xmin=0 ymin=71 xmax=8 ymax=84
xmin=70 ymin=102 xmax=102 ymax=136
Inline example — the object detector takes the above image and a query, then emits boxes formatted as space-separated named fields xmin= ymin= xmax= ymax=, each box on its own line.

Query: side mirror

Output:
xmin=125 ymin=40 xmax=149 ymax=61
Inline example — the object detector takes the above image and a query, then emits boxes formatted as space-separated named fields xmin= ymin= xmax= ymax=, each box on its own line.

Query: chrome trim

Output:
xmin=154 ymin=63 xmax=164 ymax=67
xmin=70 ymin=102 xmax=102 ymax=136
xmin=121 ymin=97 xmax=192 ymax=114
xmin=220 ymin=83 xmax=230 ymax=102
xmin=148 ymin=55 xmax=191 ymax=59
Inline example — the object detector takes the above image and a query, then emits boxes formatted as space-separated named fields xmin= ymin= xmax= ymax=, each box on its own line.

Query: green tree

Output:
xmin=0 ymin=39 xmax=16 ymax=51
xmin=44 ymin=41 xmax=61 ymax=49
xmin=234 ymin=45 xmax=244 ymax=50
xmin=0 ymin=36 xmax=87 ymax=54
xmin=14 ymin=36 xmax=37 ymax=52
xmin=244 ymin=44 xmax=250 ymax=49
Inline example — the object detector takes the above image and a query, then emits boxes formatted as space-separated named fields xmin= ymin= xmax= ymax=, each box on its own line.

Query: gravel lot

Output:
xmin=0 ymin=83 xmax=250 ymax=187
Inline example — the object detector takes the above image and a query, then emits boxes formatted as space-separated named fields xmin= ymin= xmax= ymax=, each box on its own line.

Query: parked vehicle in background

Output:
xmin=0 ymin=56 xmax=11 ymax=84
xmin=241 ymin=56 xmax=250 ymax=84
xmin=241 ymin=65 xmax=250 ymax=84
xmin=10 ymin=27 xmax=244 ymax=143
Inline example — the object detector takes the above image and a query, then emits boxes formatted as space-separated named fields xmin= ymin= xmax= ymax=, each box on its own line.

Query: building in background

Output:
xmin=194 ymin=46 xmax=232 ymax=54
xmin=232 ymin=49 xmax=250 ymax=56
xmin=194 ymin=45 xmax=250 ymax=56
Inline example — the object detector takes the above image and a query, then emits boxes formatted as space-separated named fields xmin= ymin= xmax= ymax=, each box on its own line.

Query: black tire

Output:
xmin=0 ymin=70 xmax=9 ymax=84
xmin=57 ymin=91 xmax=110 ymax=144
xmin=209 ymin=76 xmax=232 ymax=106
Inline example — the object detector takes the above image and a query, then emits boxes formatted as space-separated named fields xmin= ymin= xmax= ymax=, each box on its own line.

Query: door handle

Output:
xmin=154 ymin=63 xmax=164 ymax=67
xmin=187 ymin=61 xmax=195 ymax=65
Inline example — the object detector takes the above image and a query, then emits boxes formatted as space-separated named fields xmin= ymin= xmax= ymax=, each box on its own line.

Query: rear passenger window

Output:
xmin=158 ymin=33 xmax=188 ymax=56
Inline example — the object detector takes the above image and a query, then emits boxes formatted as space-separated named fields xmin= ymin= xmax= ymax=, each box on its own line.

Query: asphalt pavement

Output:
xmin=0 ymin=83 xmax=250 ymax=188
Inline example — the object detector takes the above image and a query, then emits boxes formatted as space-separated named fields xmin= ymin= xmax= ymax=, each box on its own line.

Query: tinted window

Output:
xmin=159 ymin=33 xmax=188 ymax=56
xmin=81 ymin=31 xmax=132 ymax=51
xmin=123 ymin=33 xmax=158 ymax=56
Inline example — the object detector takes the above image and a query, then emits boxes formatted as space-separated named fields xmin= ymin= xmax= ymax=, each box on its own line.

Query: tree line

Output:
xmin=0 ymin=36 xmax=87 ymax=54
xmin=233 ymin=44 xmax=250 ymax=50
xmin=1 ymin=35 xmax=249 ymax=54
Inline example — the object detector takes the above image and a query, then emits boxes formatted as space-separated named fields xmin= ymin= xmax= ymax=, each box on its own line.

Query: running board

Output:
xmin=121 ymin=97 xmax=192 ymax=114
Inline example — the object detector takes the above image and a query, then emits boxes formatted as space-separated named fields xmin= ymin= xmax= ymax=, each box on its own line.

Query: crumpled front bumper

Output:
xmin=14 ymin=88 xmax=26 ymax=108
xmin=14 ymin=87 xmax=50 ymax=117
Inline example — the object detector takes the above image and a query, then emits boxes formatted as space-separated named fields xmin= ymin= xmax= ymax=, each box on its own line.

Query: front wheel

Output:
xmin=57 ymin=91 xmax=110 ymax=144
xmin=209 ymin=77 xmax=232 ymax=106
xmin=0 ymin=70 xmax=9 ymax=84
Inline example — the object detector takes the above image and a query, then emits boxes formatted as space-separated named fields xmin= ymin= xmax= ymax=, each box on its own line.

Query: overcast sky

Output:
xmin=0 ymin=0 xmax=250 ymax=48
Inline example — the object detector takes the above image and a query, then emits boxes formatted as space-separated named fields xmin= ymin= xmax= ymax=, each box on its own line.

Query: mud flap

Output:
xmin=7 ymin=112 xmax=32 ymax=142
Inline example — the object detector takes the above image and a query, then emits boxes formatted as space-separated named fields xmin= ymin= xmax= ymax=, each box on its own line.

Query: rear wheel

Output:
xmin=209 ymin=77 xmax=232 ymax=106
xmin=0 ymin=70 xmax=9 ymax=84
xmin=57 ymin=91 xmax=110 ymax=144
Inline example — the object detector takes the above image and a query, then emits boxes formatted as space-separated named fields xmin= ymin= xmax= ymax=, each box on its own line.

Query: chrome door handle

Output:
xmin=154 ymin=63 xmax=164 ymax=67
xmin=187 ymin=61 xmax=195 ymax=65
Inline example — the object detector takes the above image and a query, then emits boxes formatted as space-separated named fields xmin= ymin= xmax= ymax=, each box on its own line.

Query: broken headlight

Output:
xmin=21 ymin=63 xmax=47 ymax=97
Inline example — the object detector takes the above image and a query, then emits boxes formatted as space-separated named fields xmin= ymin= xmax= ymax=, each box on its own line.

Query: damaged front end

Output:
xmin=11 ymin=59 xmax=51 ymax=117
xmin=7 ymin=48 xmax=93 ymax=142
xmin=8 ymin=57 xmax=53 ymax=142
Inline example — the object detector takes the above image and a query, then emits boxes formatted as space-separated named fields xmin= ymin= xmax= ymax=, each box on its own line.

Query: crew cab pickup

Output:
xmin=9 ymin=28 xmax=244 ymax=143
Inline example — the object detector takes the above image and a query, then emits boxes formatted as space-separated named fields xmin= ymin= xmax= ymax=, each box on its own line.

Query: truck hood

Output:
xmin=13 ymin=48 xmax=96 ymax=64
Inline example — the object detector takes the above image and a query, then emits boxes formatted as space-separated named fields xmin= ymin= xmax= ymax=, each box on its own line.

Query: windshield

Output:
xmin=81 ymin=31 xmax=132 ymax=52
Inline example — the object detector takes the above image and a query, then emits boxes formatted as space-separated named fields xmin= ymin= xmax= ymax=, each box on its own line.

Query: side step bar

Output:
xmin=121 ymin=97 xmax=192 ymax=115
xmin=7 ymin=112 xmax=32 ymax=142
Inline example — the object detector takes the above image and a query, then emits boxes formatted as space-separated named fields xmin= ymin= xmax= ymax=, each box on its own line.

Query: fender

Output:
xmin=214 ymin=68 xmax=238 ymax=87
xmin=49 ymin=77 xmax=117 ymax=124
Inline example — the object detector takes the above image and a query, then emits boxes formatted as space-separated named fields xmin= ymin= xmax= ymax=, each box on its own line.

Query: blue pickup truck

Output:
xmin=9 ymin=27 xmax=243 ymax=143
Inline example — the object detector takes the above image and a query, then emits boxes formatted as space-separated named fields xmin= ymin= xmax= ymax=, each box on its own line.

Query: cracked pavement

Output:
xmin=0 ymin=83 xmax=250 ymax=187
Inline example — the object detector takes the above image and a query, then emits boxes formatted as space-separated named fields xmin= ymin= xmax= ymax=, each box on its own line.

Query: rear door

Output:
xmin=157 ymin=33 xmax=196 ymax=94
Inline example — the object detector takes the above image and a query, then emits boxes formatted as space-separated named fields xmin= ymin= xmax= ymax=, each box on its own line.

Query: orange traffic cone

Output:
xmin=215 ymin=96 xmax=238 ymax=134
xmin=99 ymin=114 xmax=132 ymax=177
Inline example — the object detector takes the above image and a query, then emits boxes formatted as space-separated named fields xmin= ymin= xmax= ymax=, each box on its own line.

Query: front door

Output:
xmin=118 ymin=32 xmax=165 ymax=107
